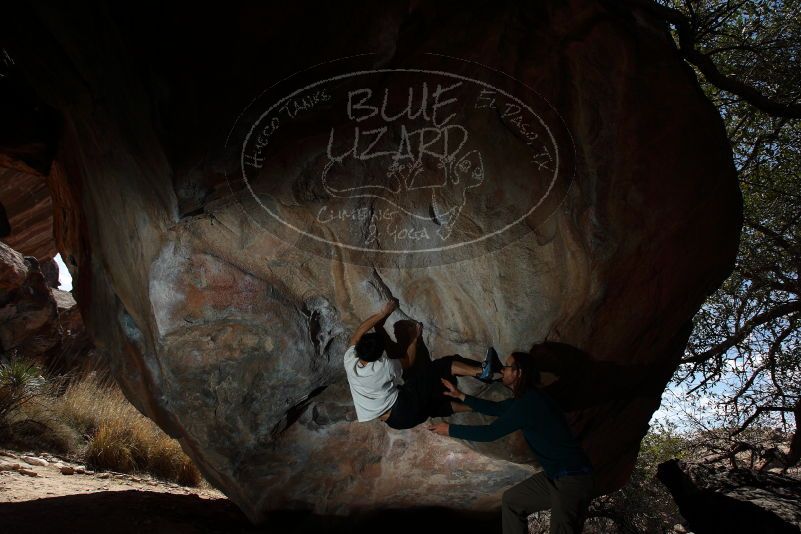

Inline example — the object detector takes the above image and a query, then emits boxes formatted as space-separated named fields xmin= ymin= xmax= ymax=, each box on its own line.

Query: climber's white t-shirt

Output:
xmin=343 ymin=344 xmax=403 ymax=422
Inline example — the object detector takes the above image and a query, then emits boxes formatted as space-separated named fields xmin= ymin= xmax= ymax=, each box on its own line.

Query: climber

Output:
xmin=344 ymin=298 xmax=504 ymax=430
xmin=428 ymin=347 xmax=595 ymax=534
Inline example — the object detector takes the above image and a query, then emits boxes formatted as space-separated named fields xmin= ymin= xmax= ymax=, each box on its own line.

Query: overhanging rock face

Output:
xmin=4 ymin=0 xmax=741 ymax=523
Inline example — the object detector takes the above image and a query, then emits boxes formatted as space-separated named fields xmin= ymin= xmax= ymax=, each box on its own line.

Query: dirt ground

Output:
xmin=0 ymin=448 xmax=502 ymax=534
xmin=0 ymin=448 xmax=259 ymax=533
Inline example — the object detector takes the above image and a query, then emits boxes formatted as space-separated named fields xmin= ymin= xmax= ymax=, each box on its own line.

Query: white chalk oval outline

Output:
xmin=240 ymin=68 xmax=565 ymax=254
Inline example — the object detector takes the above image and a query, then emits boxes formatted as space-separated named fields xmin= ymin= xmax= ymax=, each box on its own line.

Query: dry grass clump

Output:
xmin=0 ymin=394 xmax=82 ymax=453
xmin=57 ymin=371 xmax=123 ymax=439
xmin=145 ymin=432 xmax=203 ymax=486
xmin=63 ymin=372 xmax=203 ymax=486
xmin=0 ymin=358 xmax=203 ymax=487
xmin=0 ymin=357 xmax=81 ymax=452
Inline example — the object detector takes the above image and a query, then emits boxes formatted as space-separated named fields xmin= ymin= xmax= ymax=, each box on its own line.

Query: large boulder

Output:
xmin=657 ymin=459 xmax=801 ymax=533
xmin=0 ymin=243 xmax=58 ymax=359
xmin=0 ymin=241 xmax=92 ymax=371
xmin=2 ymin=0 xmax=741 ymax=524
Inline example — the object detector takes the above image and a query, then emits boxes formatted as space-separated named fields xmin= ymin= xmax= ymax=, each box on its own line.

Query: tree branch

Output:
xmin=682 ymin=300 xmax=801 ymax=364
xmin=744 ymin=218 xmax=801 ymax=258
xmin=624 ymin=0 xmax=801 ymax=119
xmin=732 ymin=405 xmax=794 ymax=436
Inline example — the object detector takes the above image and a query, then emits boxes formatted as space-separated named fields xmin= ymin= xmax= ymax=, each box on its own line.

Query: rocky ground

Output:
xmin=0 ymin=448 xmax=503 ymax=534
xmin=0 ymin=448 xmax=257 ymax=533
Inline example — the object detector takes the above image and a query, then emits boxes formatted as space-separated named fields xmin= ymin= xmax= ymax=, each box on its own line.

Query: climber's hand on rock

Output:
xmin=441 ymin=379 xmax=465 ymax=401
xmin=428 ymin=422 xmax=449 ymax=436
xmin=382 ymin=298 xmax=399 ymax=315
xmin=414 ymin=321 xmax=423 ymax=339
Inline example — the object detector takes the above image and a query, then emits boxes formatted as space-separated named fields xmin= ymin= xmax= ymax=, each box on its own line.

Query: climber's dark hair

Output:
xmin=509 ymin=351 xmax=541 ymax=398
xmin=355 ymin=332 xmax=385 ymax=362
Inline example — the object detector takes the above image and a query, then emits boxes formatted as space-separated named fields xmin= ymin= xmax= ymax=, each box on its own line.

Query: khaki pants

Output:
xmin=502 ymin=471 xmax=594 ymax=534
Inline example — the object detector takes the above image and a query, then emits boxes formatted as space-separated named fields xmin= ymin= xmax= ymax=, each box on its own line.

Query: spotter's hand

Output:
xmin=428 ymin=422 xmax=449 ymax=436
xmin=441 ymin=378 xmax=465 ymax=401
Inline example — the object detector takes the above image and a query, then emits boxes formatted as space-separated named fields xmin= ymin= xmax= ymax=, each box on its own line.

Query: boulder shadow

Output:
xmin=529 ymin=341 xmax=678 ymax=412
xmin=0 ymin=490 xmax=501 ymax=534
xmin=378 ymin=319 xmax=433 ymax=375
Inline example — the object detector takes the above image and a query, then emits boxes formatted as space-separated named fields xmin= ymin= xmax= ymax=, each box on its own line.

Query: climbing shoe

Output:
xmin=477 ymin=346 xmax=502 ymax=383
xmin=487 ymin=346 xmax=503 ymax=373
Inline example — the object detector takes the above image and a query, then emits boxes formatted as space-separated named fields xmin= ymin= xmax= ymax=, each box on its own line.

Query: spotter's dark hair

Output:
xmin=509 ymin=351 xmax=541 ymax=398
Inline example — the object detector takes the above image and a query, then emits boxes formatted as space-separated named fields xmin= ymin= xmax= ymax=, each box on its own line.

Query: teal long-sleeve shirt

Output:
xmin=448 ymin=388 xmax=592 ymax=480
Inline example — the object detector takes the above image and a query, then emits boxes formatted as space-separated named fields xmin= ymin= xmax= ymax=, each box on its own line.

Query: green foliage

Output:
xmin=0 ymin=356 xmax=47 ymax=423
xmin=0 ymin=356 xmax=78 ymax=452
xmin=0 ymin=365 xmax=204 ymax=487
xmin=638 ymin=422 xmax=688 ymax=469
xmin=587 ymin=422 xmax=688 ymax=533
xmin=651 ymin=0 xmax=801 ymax=440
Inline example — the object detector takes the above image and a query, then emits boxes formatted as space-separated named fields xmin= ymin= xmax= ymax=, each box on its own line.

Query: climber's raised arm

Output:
xmin=397 ymin=320 xmax=423 ymax=369
xmin=349 ymin=298 xmax=399 ymax=347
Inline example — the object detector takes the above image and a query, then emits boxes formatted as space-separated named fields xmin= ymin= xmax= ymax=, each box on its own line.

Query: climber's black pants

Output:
xmin=385 ymin=355 xmax=472 ymax=430
xmin=502 ymin=471 xmax=594 ymax=534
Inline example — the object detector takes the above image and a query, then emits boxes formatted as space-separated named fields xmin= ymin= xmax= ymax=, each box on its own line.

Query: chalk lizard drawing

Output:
xmin=320 ymin=149 xmax=485 ymax=240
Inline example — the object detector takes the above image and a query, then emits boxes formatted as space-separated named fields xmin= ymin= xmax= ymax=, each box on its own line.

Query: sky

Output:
xmin=652 ymin=381 xmax=725 ymax=433
xmin=54 ymin=252 xmax=73 ymax=291
xmin=651 ymin=349 xmax=795 ymax=434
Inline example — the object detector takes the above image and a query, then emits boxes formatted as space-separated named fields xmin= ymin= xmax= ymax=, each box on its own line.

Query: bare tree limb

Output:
xmin=728 ymin=361 xmax=769 ymax=404
xmin=682 ymin=300 xmax=801 ymax=363
xmin=736 ymin=117 xmax=789 ymax=174
xmin=732 ymin=405 xmax=794 ymax=436
xmin=624 ymin=0 xmax=801 ymax=119
xmin=767 ymin=321 xmax=796 ymax=402
xmin=744 ymin=218 xmax=801 ymax=258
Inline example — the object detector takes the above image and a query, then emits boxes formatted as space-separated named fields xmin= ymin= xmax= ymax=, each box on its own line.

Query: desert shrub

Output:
xmin=585 ymin=422 xmax=688 ymax=533
xmin=84 ymin=418 xmax=139 ymax=472
xmin=0 ymin=362 xmax=203 ymax=487
xmin=0 ymin=356 xmax=47 ymax=422
xmin=0 ymin=394 xmax=81 ymax=453
xmin=0 ymin=356 xmax=80 ymax=452
xmin=146 ymin=432 xmax=203 ymax=486
xmin=64 ymin=373 xmax=203 ymax=485
xmin=57 ymin=371 xmax=131 ymax=439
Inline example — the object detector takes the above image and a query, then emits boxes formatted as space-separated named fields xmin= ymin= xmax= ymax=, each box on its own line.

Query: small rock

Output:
xmin=84 ymin=470 xmax=94 ymax=475
xmin=131 ymin=477 xmax=141 ymax=482
xmin=75 ymin=467 xmax=86 ymax=474
xmin=60 ymin=465 xmax=75 ymax=475
xmin=98 ymin=473 xmax=110 ymax=479
xmin=18 ymin=468 xmax=38 ymax=477
xmin=0 ymin=462 xmax=21 ymax=471
xmin=21 ymin=456 xmax=48 ymax=467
